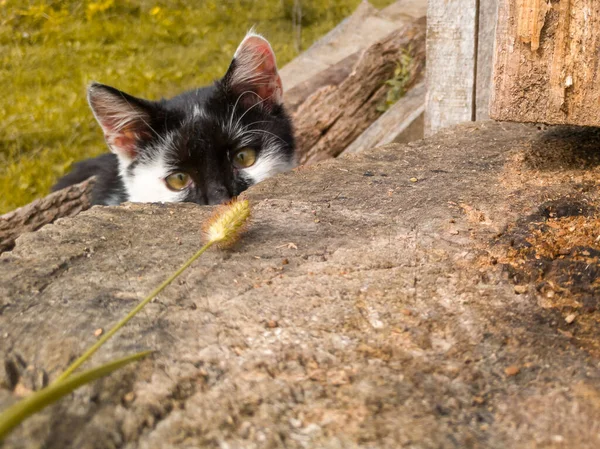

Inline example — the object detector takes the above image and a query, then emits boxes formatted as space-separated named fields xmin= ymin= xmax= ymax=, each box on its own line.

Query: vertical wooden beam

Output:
xmin=425 ymin=0 xmax=500 ymax=134
xmin=425 ymin=0 xmax=478 ymax=136
xmin=476 ymin=0 xmax=499 ymax=119
xmin=491 ymin=0 xmax=600 ymax=126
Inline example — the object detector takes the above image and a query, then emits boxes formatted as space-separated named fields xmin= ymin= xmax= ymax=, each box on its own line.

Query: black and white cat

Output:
xmin=52 ymin=32 xmax=295 ymax=206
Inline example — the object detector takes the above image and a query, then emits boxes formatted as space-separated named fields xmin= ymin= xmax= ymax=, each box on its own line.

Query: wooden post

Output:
xmin=425 ymin=0 xmax=478 ymax=136
xmin=476 ymin=0 xmax=500 ymax=120
xmin=491 ymin=0 xmax=600 ymax=126
xmin=425 ymin=0 xmax=499 ymax=135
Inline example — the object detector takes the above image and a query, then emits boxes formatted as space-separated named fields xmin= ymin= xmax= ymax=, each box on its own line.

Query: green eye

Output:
xmin=165 ymin=172 xmax=191 ymax=191
xmin=233 ymin=148 xmax=257 ymax=168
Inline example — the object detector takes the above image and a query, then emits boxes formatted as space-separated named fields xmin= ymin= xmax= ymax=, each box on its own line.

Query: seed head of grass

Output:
xmin=204 ymin=199 xmax=251 ymax=247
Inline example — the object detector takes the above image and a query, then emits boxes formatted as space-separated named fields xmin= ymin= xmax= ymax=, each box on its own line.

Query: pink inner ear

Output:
xmin=88 ymin=86 xmax=152 ymax=162
xmin=109 ymin=129 xmax=140 ymax=161
xmin=234 ymin=35 xmax=283 ymax=107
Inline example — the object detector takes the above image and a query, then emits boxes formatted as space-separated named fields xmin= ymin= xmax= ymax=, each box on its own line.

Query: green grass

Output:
xmin=0 ymin=0 xmax=392 ymax=213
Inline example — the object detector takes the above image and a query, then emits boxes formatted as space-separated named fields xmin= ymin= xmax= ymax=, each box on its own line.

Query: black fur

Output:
xmin=51 ymin=153 xmax=126 ymax=205
xmin=53 ymin=35 xmax=295 ymax=206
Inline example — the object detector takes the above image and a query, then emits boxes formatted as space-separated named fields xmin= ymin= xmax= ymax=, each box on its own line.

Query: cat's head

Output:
xmin=87 ymin=32 xmax=295 ymax=205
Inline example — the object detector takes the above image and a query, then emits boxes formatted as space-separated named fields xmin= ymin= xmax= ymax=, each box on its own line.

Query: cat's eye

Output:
xmin=233 ymin=148 xmax=257 ymax=168
xmin=165 ymin=172 xmax=191 ymax=191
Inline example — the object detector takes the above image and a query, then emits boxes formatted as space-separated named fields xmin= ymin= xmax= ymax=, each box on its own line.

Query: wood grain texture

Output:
xmin=425 ymin=0 xmax=478 ymax=136
xmin=293 ymin=21 xmax=426 ymax=165
xmin=284 ymin=51 xmax=360 ymax=115
xmin=0 ymin=178 xmax=95 ymax=253
xmin=476 ymin=0 xmax=500 ymax=120
xmin=342 ymin=82 xmax=425 ymax=155
xmin=491 ymin=0 xmax=600 ymax=126
xmin=279 ymin=1 xmax=421 ymax=93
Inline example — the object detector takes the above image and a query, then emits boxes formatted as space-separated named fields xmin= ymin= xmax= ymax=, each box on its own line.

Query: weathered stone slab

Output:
xmin=1 ymin=122 xmax=599 ymax=448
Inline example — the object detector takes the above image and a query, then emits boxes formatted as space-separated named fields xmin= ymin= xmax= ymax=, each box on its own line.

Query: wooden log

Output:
xmin=341 ymin=82 xmax=425 ymax=155
xmin=0 ymin=178 xmax=95 ymax=254
xmin=284 ymin=51 xmax=360 ymax=115
xmin=279 ymin=1 xmax=380 ymax=92
xmin=279 ymin=0 xmax=426 ymax=93
xmin=491 ymin=0 xmax=600 ymax=126
xmin=293 ymin=21 xmax=426 ymax=165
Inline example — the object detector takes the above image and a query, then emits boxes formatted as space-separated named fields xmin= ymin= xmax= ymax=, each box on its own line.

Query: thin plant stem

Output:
xmin=54 ymin=242 xmax=215 ymax=384
xmin=0 ymin=351 xmax=152 ymax=441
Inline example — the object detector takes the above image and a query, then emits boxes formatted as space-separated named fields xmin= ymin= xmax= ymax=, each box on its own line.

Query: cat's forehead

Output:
xmin=177 ymin=101 xmax=262 ymax=146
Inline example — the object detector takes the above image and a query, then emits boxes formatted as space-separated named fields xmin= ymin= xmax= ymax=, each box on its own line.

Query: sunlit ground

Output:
xmin=0 ymin=0 xmax=392 ymax=213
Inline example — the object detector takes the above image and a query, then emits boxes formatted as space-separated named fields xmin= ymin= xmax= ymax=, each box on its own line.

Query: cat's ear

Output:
xmin=87 ymin=83 xmax=157 ymax=163
xmin=223 ymin=32 xmax=283 ymax=111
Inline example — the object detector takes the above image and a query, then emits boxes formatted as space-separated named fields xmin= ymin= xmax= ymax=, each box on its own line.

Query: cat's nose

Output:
xmin=206 ymin=187 xmax=232 ymax=205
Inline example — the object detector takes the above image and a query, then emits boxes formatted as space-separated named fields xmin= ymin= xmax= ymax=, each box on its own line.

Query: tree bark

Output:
xmin=284 ymin=51 xmax=360 ymax=115
xmin=293 ymin=20 xmax=426 ymax=165
xmin=0 ymin=178 xmax=95 ymax=253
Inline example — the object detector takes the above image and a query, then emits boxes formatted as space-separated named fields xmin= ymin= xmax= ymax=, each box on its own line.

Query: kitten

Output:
xmin=52 ymin=32 xmax=295 ymax=206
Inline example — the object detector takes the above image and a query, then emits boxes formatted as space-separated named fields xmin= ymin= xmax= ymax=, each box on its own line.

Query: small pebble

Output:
xmin=266 ymin=320 xmax=279 ymax=328
xmin=504 ymin=365 xmax=520 ymax=377
xmin=14 ymin=383 xmax=32 ymax=398
xmin=472 ymin=396 xmax=485 ymax=405
xmin=123 ymin=392 xmax=136 ymax=403
xmin=282 ymin=258 xmax=289 ymax=265
xmin=94 ymin=328 xmax=103 ymax=337
xmin=409 ymin=177 xmax=418 ymax=183
xmin=514 ymin=285 xmax=528 ymax=294
xmin=449 ymin=230 xmax=459 ymax=235
xmin=565 ymin=313 xmax=576 ymax=324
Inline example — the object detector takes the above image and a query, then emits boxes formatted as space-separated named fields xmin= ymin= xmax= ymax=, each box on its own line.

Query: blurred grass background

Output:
xmin=0 ymin=0 xmax=393 ymax=214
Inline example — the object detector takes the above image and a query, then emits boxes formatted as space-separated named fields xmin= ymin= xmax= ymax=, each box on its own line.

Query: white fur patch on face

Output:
xmin=241 ymin=138 xmax=294 ymax=184
xmin=118 ymin=135 xmax=187 ymax=204
xmin=242 ymin=153 xmax=293 ymax=184
xmin=123 ymin=157 xmax=186 ymax=203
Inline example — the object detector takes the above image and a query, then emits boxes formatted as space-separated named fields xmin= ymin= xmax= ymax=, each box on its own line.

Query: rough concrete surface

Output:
xmin=1 ymin=122 xmax=599 ymax=448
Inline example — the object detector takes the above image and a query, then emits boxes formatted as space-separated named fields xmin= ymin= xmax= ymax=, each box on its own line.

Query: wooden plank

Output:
xmin=476 ymin=0 xmax=499 ymax=120
xmin=279 ymin=1 xmax=426 ymax=94
xmin=342 ymin=82 xmax=425 ymax=155
xmin=425 ymin=0 xmax=478 ymax=136
xmin=491 ymin=0 xmax=600 ymax=126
